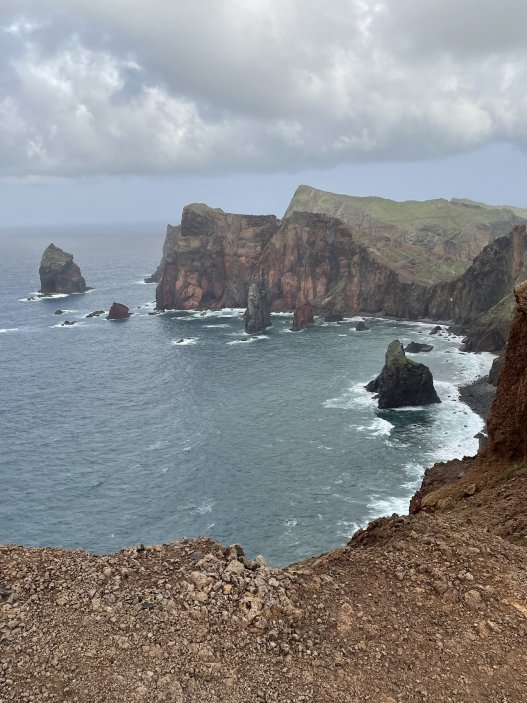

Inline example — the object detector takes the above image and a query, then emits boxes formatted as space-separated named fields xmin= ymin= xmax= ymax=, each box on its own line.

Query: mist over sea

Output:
xmin=0 ymin=225 xmax=493 ymax=565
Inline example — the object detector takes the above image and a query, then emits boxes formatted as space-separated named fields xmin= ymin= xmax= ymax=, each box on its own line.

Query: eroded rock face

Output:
xmin=366 ymin=339 xmax=440 ymax=409
xmin=244 ymin=278 xmax=271 ymax=334
xmin=144 ymin=225 xmax=181 ymax=283
xmin=485 ymin=281 xmax=527 ymax=461
xmin=39 ymin=244 xmax=87 ymax=294
xmin=291 ymin=302 xmax=314 ymax=332
xmin=156 ymin=205 xmax=280 ymax=310
xmin=107 ymin=303 xmax=130 ymax=320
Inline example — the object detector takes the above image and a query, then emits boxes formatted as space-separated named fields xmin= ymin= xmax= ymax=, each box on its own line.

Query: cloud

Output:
xmin=1 ymin=0 xmax=527 ymax=178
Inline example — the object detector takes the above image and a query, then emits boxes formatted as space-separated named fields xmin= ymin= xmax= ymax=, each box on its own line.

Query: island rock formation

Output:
xmin=366 ymin=339 xmax=441 ymax=408
xmin=107 ymin=303 xmax=130 ymax=320
xmin=244 ymin=278 xmax=271 ymax=334
xmin=39 ymin=244 xmax=88 ymax=295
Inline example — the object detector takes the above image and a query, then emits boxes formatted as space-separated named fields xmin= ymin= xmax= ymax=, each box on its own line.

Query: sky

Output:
xmin=1 ymin=0 xmax=526 ymax=226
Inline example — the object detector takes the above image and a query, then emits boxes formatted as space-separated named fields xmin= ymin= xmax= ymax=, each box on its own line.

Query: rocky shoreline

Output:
xmin=459 ymin=375 xmax=496 ymax=422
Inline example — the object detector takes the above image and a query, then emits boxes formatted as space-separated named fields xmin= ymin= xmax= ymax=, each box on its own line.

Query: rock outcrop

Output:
xmin=291 ymin=302 xmax=314 ymax=332
xmin=156 ymin=205 xmax=280 ymax=310
xmin=244 ymin=278 xmax=271 ymax=334
xmin=107 ymin=303 xmax=130 ymax=320
xmin=39 ymin=244 xmax=88 ymax=295
xmin=366 ymin=339 xmax=440 ymax=408
xmin=355 ymin=321 xmax=368 ymax=331
xmin=404 ymin=342 xmax=433 ymax=353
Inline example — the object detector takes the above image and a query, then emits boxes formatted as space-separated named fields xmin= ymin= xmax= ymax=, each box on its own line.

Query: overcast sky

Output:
xmin=1 ymin=0 xmax=526 ymax=225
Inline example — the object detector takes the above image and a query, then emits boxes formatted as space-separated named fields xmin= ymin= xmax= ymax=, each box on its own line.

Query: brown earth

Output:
xmin=3 ymin=290 xmax=527 ymax=702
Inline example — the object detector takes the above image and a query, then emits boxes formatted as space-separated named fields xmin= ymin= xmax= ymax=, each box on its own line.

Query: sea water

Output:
xmin=0 ymin=225 xmax=493 ymax=565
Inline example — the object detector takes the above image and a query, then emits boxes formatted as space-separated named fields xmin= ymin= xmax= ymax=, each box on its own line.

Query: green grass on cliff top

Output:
xmin=284 ymin=185 xmax=527 ymax=285
xmin=285 ymin=185 xmax=527 ymax=233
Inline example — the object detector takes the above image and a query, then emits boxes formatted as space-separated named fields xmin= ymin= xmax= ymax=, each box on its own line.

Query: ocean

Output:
xmin=0 ymin=224 xmax=493 ymax=566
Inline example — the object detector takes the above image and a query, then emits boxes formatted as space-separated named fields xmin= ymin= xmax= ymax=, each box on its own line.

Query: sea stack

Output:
xmin=107 ymin=303 xmax=131 ymax=320
xmin=366 ymin=339 xmax=440 ymax=408
xmin=39 ymin=244 xmax=88 ymax=294
xmin=291 ymin=302 xmax=314 ymax=331
xmin=244 ymin=279 xmax=271 ymax=335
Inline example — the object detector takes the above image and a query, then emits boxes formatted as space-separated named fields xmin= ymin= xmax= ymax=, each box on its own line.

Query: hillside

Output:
xmin=284 ymin=185 xmax=527 ymax=284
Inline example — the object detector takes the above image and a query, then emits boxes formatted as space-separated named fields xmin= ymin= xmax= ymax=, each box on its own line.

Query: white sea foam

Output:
xmin=50 ymin=322 xmax=85 ymax=329
xmin=354 ymin=417 xmax=394 ymax=437
xmin=336 ymin=519 xmax=361 ymax=539
xmin=197 ymin=498 xmax=215 ymax=514
xmin=137 ymin=279 xmax=156 ymax=284
xmin=367 ymin=494 xmax=410 ymax=519
xmin=204 ymin=323 xmax=231 ymax=328
xmin=323 ymin=382 xmax=375 ymax=410
xmin=19 ymin=292 xmax=70 ymax=302
xmin=271 ymin=312 xmax=294 ymax=318
xmin=0 ymin=328 xmax=19 ymax=334
xmin=171 ymin=337 xmax=198 ymax=346
xmin=226 ymin=335 xmax=268 ymax=345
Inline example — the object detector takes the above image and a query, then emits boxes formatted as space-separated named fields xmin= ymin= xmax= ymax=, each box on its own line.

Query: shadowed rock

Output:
xmin=356 ymin=321 xmax=369 ymax=331
xmin=39 ymin=244 xmax=87 ymax=295
xmin=366 ymin=339 xmax=440 ymax=409
xmin=107 ymin=303 xmax=130 ymax=320
xmin=324 ymin=312 xmax=344 ymax=322
xmin=405 ymin=342 xmax=433 ymax=353
xmin=291 ymin=302 xmax=314 ymax=332
xmin=244 ymin=278 xmax=271 ymax=335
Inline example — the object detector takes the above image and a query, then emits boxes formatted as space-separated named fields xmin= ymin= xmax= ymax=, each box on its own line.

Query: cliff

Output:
xmin=155 ymin=204 xmax=280 ymax=310
xmin=154 ymin=193 xmax=527 ymax=347
xmin=286 ymin=185 xmax=527 ymax=285
xmin=144 ymin=225 xmax=181 ymax=283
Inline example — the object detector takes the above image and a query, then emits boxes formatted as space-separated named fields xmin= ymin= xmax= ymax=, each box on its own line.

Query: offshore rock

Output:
xmin=366 ymin=339 xmax=441 ymax=408
xmin=356 ymin=321 xmax=369 ymax=331
xmin=291 ymin=302 xmax=314 ymax=332
xmin=39 ymin=244 xmax=87 ymax=294
xmin=244 ymin=278 xmax=271 ymax=334
xmin=324 ymin=312 xmax=344 ymax=322
xmin=405 ymin=342 xmax=433 ymax=353
xmin=107 ymin=303 xmax=130 ymax=320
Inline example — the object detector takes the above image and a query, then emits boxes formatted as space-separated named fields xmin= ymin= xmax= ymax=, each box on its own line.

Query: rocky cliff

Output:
xmin=286 ymin=184 xmax=527 ymax=285
xmin=144 ymin=225 xmax=181 ymax=283
xmin=39 ymin=244 xmax=88 ymax=294
xmin=154 ymin=192 xmax=527 ymax=343
xmin=155 ymin=204 xmax=280 ymax=310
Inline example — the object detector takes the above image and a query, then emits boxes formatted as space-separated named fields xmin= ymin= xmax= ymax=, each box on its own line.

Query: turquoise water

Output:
xmin=0 ymin=226 xmax=492 ymax=565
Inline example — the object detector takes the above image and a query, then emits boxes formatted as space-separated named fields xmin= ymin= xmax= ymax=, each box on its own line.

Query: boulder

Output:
xmin=405 ymin=342 xmax=433 ymax=353
xmin=356 ymin=321 xmax=369 ymax=331
xmin=291 ymin=302 xmax=314 ymax=332
xmin=107 ymin=303 xmax=131 ymax=320
xmin=366 ymin=339 xmax=441 ymax=409
xmin=60 ymin=320 xmax=76 ymax=326
xmin=54 ymin=309 xmax=65 ymax=315
xmin=430 ymin=326 xmax=442 ymax=335
xmin=244 ymin=278 xmax=272 ymax=335
xmin=39 ymin=244 xmax=88 ymax=294
xmin=86 ymin=310 xmax=105 ymax=318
